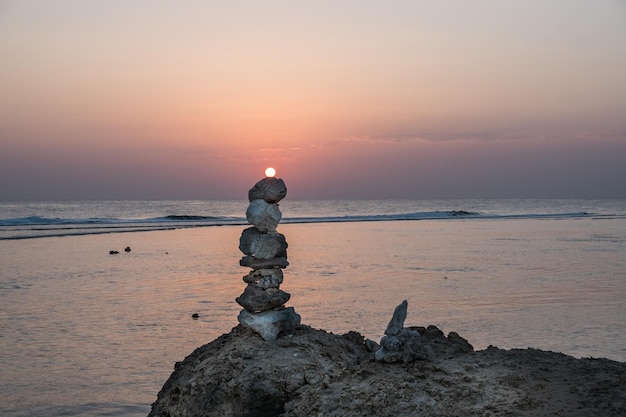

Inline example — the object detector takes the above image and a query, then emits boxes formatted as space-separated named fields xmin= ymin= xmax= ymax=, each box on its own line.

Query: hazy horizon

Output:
xmin=1 ymin=1 xmax=625 ymax=200
xmin=2 ymin=197 xmax=626 ymax=203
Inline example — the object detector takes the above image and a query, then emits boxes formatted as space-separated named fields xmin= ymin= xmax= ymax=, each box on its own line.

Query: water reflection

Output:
xmin=1 ymin=218 xmax=625 ymax=415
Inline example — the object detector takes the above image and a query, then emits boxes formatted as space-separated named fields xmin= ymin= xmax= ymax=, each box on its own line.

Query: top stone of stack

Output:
xmin=248 ymin=177 xmax=287 ymax=203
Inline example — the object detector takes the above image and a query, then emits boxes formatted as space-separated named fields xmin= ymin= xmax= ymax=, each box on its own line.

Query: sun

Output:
xmin=264 ymin=167 xmax=277 ymax=177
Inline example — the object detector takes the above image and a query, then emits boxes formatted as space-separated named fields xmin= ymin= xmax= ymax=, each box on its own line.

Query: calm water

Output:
xmin=1 ymin=200 xmax=625 ymax=416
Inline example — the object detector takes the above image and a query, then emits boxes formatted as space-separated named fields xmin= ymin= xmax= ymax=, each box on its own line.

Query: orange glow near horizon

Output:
xmin=0 ymin=2 xmax=625 ymax=199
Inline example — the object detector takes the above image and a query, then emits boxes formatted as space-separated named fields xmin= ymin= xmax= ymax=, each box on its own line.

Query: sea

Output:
xmin=1 ymin=199 xmax=625 ymax=417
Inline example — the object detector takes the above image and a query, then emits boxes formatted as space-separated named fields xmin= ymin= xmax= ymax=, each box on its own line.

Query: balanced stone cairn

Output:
xmin=236 ymin=174 xmax=301 ymax=340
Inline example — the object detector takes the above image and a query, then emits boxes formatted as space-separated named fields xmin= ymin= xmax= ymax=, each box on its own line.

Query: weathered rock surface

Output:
xmin=148 ymin=325 xmax=626 ymax=417
xmin=242 ymin=268 xmax=284 ymax=289
xmin=239 ymin=228 xmax=288 ymax=260
xmin=384 ymin=299 xmax=408 ymax=336
xmin=237 ymin=307 xmax=301 ymax=341
xmin=235 ymin=284 xmax=291 ymax=312
xmin=248 ymin=177 xmax=287 ymax=203
xmin=237 ymin=174 xmax=296 ymax=340
xmin=374 ymin=300 xmax=468 ymax=363
xmin=240 ymin=255 xmax=289 ymax=269
xmin=246 ymin=199 xmax=282 ymax=232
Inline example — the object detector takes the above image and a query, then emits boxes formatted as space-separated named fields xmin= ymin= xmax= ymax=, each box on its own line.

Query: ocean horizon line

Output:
xmin=2 ymin=199 xmax=625 ymax=240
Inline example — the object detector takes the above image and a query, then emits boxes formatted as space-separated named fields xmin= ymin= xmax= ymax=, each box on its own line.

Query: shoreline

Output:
xmin=148 ymin=324 xmax=626 ymax=417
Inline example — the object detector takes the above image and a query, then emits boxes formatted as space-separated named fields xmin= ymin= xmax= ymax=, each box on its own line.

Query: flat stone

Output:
xmin=243 ymin=268 xmax=284 ymax=289
xmin=246 ymin=199 xmax=282 ymax=233
xmin=248 ymin=177 xmax=287 ymax=203
xmin=236 ymin=284 xmax=291 ymax=312
xmin=237 ymin=307 xmax=301 ymax=341
xmin=240 ymin=256 xmax=289 ymax=269
xmin=239 ymin=228 xmax=288 ymax=259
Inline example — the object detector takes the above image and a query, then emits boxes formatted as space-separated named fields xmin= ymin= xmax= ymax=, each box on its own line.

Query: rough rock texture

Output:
xmin=384 ymin=299 xmax=408 ymax=336
xmin=148 ymin=325 xmax=626 ymax=417
xmin=242 ymin=268 xmax=284 ymax=289
xmin=373 ymin=300 xmax=468 ymax=363
xmin=239 ymin=255 xmax=289 ymax=269
xmin=237 ymin=308 xmax=301 ymax=341
xmin=248 ymin=177 xmax=287 ymax=203
xmin=235 ymin=284 xmax=291 ymax=312
xmin=239 ymin=228 xmax=288 ymax=260
xmin=245 ymin=199 xmax=282 ymax=232
xmin=237 ymin=174 xmax=295 ymax=340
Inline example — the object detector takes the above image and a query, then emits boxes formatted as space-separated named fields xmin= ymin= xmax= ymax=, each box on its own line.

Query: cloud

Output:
xmin=325 ymin=128 xmax=626 ymax=148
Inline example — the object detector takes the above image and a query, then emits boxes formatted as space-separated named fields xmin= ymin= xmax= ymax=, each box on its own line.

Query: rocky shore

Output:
xmin=148 ymin=173 xmax=625 ymax=417
xmin=148 ymin=323 xmax=625 ymax=417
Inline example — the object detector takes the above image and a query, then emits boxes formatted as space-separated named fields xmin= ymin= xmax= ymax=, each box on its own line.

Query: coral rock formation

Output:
xmin=148 ymin=324 xmax=626 ymax=417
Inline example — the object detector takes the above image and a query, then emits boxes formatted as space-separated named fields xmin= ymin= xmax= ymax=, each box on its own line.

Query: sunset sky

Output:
xmin=1 ymin=1 xmax=625 ymax=200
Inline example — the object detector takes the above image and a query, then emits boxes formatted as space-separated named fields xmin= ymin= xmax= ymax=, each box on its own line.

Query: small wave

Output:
xmin=0 ymin=216 xmax=71 ymax=226
xmin=449 ymin=210 xmax=479 ymax=216
xmin=283 ymin=210 xmax=481 ymax=224
xmin=0 ymin=216 xmax=128 ymax=227
xmin=0 ymin=214 xmax=241 ymax=227
xmin=157 ymin=215 xmax=222 ymax=221
xmin=0 ymin=210 xmax=594 ymax=240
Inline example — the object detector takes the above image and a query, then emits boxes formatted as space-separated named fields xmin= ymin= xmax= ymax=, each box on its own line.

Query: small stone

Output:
xmin=237 ymin=307 xmax=301 ymax=341
xmin=243 ymin=268 xmax=284 ymax=289
xmin=246 ymin=199 xmax=282 ymax=232
xmin=240 ymin=256 xmax=289 ymax=269
xmin=385 ymin=300 xmax=408 ymax=336
xmin=239 ymin=228 xmax=288 ymax=259
xmin=375 ymin=331 xmax=433 ymax=363
xmin=248 ymin=177 xmax=287 ymax=203
xmin=124 ymin=246 xmax=131 ymax=252
xmin=109 ymin=250 xmax=119 ymax=255
xmin=236 ymin=284 xmax=291 ymax=312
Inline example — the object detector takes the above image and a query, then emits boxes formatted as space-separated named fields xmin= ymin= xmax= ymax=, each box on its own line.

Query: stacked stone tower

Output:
xmin=236 ymin=173 xmax=301 ymax=340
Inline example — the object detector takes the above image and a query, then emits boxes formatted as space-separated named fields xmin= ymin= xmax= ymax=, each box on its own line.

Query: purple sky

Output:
xmin=1 ymin=1 xmax=625 ymax=200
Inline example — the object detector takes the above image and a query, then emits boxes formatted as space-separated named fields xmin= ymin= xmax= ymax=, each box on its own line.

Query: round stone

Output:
xmin=248 ymin=177 xmax=287 ymax=203
xmin=239 ymin=227 xmax=287 ymax=259
xmin=246 ymin=199 xmax=281 ymax=233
